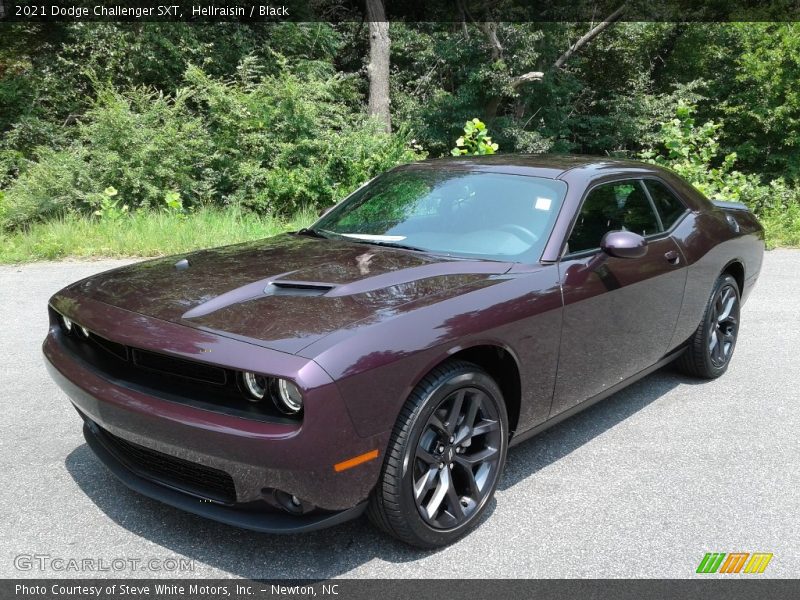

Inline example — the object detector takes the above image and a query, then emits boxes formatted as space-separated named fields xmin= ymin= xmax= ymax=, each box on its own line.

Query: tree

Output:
xmin=365 ymin=0 xmax=391 ymax=132
xmin=476 ymin=5 xmax=627 ymax=121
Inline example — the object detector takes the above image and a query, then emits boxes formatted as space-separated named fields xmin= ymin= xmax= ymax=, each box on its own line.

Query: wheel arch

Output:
xmin=415 ymin=343 xmax=522 ymax=436
xmin=721 ymin=259 xmax=745 ymax=294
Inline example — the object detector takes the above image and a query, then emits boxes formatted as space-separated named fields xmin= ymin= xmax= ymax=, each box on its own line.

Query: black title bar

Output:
xmin=1 ymin=0 xmax=800 ymax=22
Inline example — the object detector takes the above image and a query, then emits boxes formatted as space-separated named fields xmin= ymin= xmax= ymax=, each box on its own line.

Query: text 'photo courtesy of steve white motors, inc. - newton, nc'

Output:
xmin=8 ymin=4 xmax=291 ymax=18
xmin=15 ymin=583 xmax=339 ymax=597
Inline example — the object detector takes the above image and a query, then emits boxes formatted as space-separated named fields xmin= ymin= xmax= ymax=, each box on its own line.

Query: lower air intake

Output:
xmin=97 ymin=425 xmax=237 ymax=504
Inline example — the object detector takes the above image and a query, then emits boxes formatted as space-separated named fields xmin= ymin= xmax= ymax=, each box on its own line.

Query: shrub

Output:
xmin=640 ymin=103 xmax=800 ymax=243
xmin=1 ymin=86 xmax=213 ymax=227
xmin=78 ymin=86 xmax=215 ymax=210
xmin=760 ymin=200 xmax=800 ymax=248
xmin=1 ymin=62 xmax=423 ymax=229
xmin=186 ymin=64 xmax=423 ymax=214
xmin=451 ymin=118 xmax=499 ymax=156
xmin=0 ymin=146 xmax=92 ymax=229
xmin=93 ymin=186 xmax=129 ymax=221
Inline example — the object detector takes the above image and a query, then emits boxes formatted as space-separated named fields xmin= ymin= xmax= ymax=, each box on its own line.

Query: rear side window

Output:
xmin=644 ymin=179 xmax=687 ymax=229
xmin=566 ymin=180 xmax=661 ymax=254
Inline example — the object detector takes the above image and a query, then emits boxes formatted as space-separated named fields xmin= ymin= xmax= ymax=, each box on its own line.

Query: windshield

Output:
xmin=312 ymin=168 xmax=567 ymax=262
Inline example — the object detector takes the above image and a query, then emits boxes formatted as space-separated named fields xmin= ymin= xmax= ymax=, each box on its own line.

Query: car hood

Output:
xmin=64 ymin=234 xmax=512 ymax=354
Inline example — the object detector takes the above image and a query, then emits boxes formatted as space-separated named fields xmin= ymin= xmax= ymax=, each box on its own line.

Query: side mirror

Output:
xmin=600 ymin=230 xmax=648 ymax=259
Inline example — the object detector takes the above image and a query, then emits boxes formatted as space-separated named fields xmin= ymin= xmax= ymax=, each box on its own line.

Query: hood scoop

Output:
xmin=264 ymin=281 xmax=335 ymax=297
xmin=179 ymin=261 xmax=512 ymax=323
xmin=181 ymin=273 xmax=337 ymax=320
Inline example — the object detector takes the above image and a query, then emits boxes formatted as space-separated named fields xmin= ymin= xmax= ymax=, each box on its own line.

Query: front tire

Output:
xmin=368 ymin=360 xmax=508 ymax=548
xmin=677 ymin=273 xmax=741 ymax=379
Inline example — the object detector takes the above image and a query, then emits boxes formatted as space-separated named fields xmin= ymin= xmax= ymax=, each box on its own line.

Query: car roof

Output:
xmin=401 ymin=154 xmax=669 ymax=180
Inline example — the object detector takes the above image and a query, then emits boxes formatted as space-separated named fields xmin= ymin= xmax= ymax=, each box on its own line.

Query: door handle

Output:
xmin=665 ymin=250 xmax=680 ymax=265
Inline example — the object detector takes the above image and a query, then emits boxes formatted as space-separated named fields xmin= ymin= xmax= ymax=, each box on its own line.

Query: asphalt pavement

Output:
xmin=1 ymin=251 xmax=798 ymax=578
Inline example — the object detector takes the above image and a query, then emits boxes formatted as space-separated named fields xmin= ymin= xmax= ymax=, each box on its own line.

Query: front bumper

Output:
xmin=43 ymin=298 xmax=388 ymax=529
xmin=81 ymin=419 xmax=366 ymax=533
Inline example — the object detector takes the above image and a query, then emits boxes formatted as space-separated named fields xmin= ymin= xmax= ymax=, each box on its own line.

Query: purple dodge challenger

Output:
xmin=44 ymin=156 xmax=764 ymax=547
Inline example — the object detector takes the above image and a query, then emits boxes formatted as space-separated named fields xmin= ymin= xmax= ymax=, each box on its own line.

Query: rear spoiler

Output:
xmin=712 ymin=199 xmax=750 ymax=212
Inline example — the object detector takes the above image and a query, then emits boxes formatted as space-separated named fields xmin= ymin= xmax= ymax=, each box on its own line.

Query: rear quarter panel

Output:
xmin=668 ymin=199 xmax=764 ymax=352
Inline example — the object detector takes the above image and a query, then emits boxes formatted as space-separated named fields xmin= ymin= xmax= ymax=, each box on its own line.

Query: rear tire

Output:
xmin=677 ymin=273 xmax=741 ymax=379
xmin=367 ymin=360 xmax=508 ymax=548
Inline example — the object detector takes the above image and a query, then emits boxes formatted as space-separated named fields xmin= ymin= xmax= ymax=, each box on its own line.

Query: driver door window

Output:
xmin=553 ymin=178 xmax=687 ymax=418
xmin=566 ymin=180 xmax=662 ymax=254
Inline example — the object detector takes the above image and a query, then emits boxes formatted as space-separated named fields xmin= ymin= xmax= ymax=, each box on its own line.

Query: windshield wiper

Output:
xmin=349 ymin=239 xmax=428 ymax=252
xmin=300 ymin=228 xmax=427 ymax=252
xmin=296 ymin=228 xmax=329 ymax=239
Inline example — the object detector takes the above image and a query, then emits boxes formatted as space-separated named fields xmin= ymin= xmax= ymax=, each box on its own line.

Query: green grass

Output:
xmin=0 ymin=208 xmax=316 ymax=263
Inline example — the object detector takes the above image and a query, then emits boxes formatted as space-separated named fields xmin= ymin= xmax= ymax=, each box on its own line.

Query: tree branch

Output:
xmin=509 ymin=3 xmax=626 ymax=89
xmin=510 ymin=70 xmax=545 ymax=89
xmin=554 ymin=4 xmax=627 ymax=69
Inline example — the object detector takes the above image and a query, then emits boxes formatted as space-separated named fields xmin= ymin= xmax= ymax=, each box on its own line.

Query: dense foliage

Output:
xmin=0 ymin=21 xmax=798 ymax=244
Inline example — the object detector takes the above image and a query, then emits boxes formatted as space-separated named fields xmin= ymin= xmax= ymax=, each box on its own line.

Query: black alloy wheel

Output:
xmin=708 ymin=281 xmax=740 ymax=368
xmin=677 ymin=273 xmax=741 ymax=379
xmin=368 ymin=360 xmax=508 ymax=548
xmin=412 ymin=386 xmax=503 ymax=529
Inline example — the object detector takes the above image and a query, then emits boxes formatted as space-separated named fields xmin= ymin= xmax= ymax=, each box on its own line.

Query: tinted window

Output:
xmin=567 ymin=180 xmax=661 ymax=254
xmin=314 ymin=169 xmax=567 ymax=262
xmin=645 ymin=179 xmax=687 ymax=228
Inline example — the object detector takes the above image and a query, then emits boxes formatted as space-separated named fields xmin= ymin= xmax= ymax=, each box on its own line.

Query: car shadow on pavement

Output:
xmin=64 ymin=365 xmax=699 ymax=579
xmin=65 ymin=447 xmax=446 ymax=579
xmin=499 ymin=366 xmax=703 ymax=491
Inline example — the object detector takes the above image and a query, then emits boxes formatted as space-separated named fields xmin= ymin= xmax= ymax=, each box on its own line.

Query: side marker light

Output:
xmin=334 ymin=449 xmax=379 ymax=472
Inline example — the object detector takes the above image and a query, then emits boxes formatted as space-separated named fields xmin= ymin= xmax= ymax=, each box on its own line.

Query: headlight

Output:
xmin=275 ymin=378 xmax=303 ymax=415
xmin=241 ymin=372 xmax=303 ymax=415
xmin=242 ymin=371 xmax=268 ymax=401
xmin=61 ymin=315 xmax=74 ymax=333
xmin=78 ymin=325 xmax=90 ymax=338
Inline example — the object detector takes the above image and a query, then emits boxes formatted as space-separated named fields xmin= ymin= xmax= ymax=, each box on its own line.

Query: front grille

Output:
xmin=89 ymin=333 xmax=128 ymax=361
xmin=98 ymin=425 xmax=237 ymax=504
xmin=77 ymin=326 xmax=228 ymax=387
xmin=132 ymin=348 xmax=227 ymax=385
xmin=52 ymin=306 xmax=301 ymax=423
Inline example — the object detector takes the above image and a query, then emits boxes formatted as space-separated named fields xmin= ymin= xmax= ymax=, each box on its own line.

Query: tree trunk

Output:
xmin=484 ymin=96 xmax=502 ymax=123
xmin=366 ymin=0 xmax=391 ymax=133
xmin=477 ymin=22 xmax=504 ymax=122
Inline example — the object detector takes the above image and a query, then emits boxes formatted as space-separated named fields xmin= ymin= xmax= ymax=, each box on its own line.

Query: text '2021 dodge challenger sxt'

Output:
xmin=44 ymin=155 xmax=763 ymax=547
